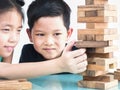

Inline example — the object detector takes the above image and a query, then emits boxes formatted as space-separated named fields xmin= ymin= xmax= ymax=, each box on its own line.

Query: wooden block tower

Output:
xmin=76 ymin=0 xmax=119 ymax=89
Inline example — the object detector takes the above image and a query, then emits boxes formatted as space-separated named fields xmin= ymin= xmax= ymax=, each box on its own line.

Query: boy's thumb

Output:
xmin=63 ymin=41 xmax=75 ymax=52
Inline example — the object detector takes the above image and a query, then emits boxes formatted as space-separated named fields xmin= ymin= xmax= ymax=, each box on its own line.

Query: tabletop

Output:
xmin=28 ymin=74 xmax=120 ymax=90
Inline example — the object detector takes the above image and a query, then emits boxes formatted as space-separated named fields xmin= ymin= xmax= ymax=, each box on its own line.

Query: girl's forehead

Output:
xmin=0 ymin=10 xmax=22 ymax=27
xmin=0 ymin=9 xmax=22 ymax=19
xmin=0 ymin=8 xmax=22 ymax=17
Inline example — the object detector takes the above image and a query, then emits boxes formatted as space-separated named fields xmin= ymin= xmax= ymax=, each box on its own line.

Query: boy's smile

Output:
xmin=27 ymin=16 xmax=72 ymax=59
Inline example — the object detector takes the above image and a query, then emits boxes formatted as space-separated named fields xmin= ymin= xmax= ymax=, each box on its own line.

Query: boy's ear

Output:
xmin=67 ymin=28 xmax=73 ymax=38
xmin=26 ymin=29 xmax=33 ymax=42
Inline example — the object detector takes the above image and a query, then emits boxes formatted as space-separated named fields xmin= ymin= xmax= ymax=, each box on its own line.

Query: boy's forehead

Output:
xmin=33 ymin=17 xmax=66 ymax=30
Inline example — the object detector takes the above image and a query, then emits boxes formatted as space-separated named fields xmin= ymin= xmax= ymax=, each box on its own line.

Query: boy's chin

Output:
xmin=44 ymin=55 xmax=59 ymax=60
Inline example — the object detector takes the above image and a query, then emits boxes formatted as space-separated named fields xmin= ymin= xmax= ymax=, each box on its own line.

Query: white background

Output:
xmin=12 ymin=0 xmax=120 ymax=68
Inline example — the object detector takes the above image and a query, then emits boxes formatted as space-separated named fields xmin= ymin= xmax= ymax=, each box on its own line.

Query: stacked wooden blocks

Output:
xmin=76 ymin=0 xmax=119 ymax=89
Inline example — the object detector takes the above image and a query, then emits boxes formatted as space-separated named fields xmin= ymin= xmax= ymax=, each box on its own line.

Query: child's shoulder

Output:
xmin=22 ymin=44 xmax=35 ymax=52
xmin=23 ymin=44 xmax=34 ymax=49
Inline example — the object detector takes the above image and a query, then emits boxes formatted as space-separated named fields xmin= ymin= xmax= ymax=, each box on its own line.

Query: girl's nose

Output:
xmin=9 ymin=33 xmax=19 ymax=43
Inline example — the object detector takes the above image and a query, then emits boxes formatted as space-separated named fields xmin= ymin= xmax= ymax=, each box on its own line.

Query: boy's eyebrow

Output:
xmin=35 ymin=29 xmax=62 ymax=31
xmin=34 ymin=30 xmax=43 ymax=32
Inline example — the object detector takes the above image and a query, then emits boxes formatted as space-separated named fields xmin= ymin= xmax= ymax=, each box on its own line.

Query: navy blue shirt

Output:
xmin=19 ymin=44 xmax=78 ymax=63
xmin=19 ymin=44 xmax=78 ymax=74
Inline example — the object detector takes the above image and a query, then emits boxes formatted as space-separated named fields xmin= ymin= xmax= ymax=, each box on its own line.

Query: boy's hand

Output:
xmin=59 ymin=41 xmax=87 ymax=73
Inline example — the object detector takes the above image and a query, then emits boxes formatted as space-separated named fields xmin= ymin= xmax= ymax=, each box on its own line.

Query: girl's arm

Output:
xmin=0 ymin=41 xmax=87 ymax=79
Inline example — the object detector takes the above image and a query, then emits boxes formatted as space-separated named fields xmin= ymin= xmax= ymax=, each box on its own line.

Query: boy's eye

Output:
xmin=36 ymin=33 xmax=44 ymax=36
xmin=54 ymin=33 xmax=62 ymax=36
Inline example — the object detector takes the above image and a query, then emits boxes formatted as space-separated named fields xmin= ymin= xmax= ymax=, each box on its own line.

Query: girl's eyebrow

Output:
xmin=18 ymin=25 xmax=23 ymax=28
xmin=2 ymin=24 xmax=23 ymax=28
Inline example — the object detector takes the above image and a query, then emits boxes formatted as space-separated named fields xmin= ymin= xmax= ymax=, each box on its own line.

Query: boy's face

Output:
xmin=27 ymin=16 xmax=72 ymax=59
xmin=0 ymin=10 xmax=22 ymax=57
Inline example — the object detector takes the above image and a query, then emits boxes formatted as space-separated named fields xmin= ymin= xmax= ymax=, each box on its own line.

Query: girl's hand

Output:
xmin=59 ymin=41 xmax=88 ymax=73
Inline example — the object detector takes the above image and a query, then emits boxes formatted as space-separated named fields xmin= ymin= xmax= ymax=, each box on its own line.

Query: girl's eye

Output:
xmin=17 ymin=29 xmax=21 ymax=32
xmin=2 ymin=29 xmax=10 ymax=32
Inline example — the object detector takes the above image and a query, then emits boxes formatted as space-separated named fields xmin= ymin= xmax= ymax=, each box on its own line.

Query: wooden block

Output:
xmin=77 ymin=34 xmax=119 ymax=41
xmin=95 ymin=46 xmax=118 ymax=53
xmin=87 ymin=57 xmax=117 ymax=66
xmin=0 ymin=83 xmax=20 ymax=90
xmin=87 ymin=58 xmax=117 ymax=70
xmin=77 ymin=11 xmax=85 ymax=17
xmin=114 ymin=69 xmax=120 ymax=80
xmin=87 ymin=64 xmax=105 ymax=71
xmin=0 ymin=80 xmax=32 ymax=90
xmin=85 ymin=10 xmax=98 ymax=17
xmin=77 ymin=28 xmax=117 ymax=35
xmin=78 ymin=4 xmax=117 ymax=11
xmin=85 ymin=0 xmax=108 ymax=5
xmin=77 ymin=16 xmax=117 ymax=23
xmin=78 ymin=34 xmax=95 ymax=41
xmin=81 ymin=70 xmax=107 ymax=76
xmin=83 ymin=73 xmax=114 ymax=82
xmin=86 ymin=23 xmax=108 ymax=29
xmin=87 ymin=52 xmax=113 ymax=58
xmin=98 ymin=10 xmax=117 ymax=17
xmin=95 ymin=34 xmax=119 ymax=41
xmin=116 ymin=69 xmax=120 ymax=72
xmin=78 ymin=10 xmax=117 ymax=17
xmin=86 ymin=46 xmax=118 ymax=53
xmin=78 ymin=79 xmax=118 ymax=89
xmin=75 ymin=41 xmax=111 ymax=48
xmin=19 ymin=81 xmax=32 ymax=90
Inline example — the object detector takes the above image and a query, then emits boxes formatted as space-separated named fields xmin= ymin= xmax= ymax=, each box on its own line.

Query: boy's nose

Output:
xmin=44 ymin=37 xmax=54 ymax=45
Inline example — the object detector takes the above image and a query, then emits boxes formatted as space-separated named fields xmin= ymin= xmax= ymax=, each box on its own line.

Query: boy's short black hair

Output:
xmin=27 ymin=0 xmax=71 ymax=30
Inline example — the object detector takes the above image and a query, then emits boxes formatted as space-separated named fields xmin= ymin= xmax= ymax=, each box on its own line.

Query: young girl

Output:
xmin=0 ymin=0 xmax=87 ymax=79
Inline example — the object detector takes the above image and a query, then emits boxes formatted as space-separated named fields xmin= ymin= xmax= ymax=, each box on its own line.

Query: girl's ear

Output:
xmin=26 ymin=29 xmax=33 ymax=42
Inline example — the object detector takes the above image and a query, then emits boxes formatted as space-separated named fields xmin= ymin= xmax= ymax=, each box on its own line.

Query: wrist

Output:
xmin=55 ymin=57 xmax=66 ymax=73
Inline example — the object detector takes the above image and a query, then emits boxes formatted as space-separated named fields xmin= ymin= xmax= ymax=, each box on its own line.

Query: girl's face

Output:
xmin=0 ymin=9 xmax=22 ymax=57
xmin=27 ymin=16 xmax=72 ymax=60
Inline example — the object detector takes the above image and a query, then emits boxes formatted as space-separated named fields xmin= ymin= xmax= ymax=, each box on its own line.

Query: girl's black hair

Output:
xmin=16 ymin=0 xmax=25 ymax=6
xmin=0 ymin=0 xmax=24 ymax=20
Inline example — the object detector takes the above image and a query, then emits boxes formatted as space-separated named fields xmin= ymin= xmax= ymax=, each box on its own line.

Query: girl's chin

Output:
xmin=3 ymin=53 xmax=12 ymax=57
